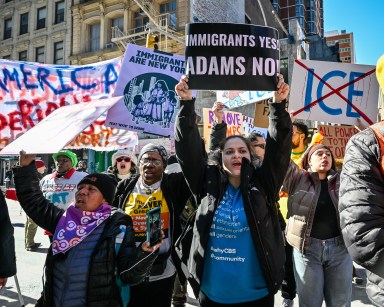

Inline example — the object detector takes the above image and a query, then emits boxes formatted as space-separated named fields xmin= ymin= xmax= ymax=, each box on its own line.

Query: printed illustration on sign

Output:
xmin=123 ymin=73 xmax=179 ymax=129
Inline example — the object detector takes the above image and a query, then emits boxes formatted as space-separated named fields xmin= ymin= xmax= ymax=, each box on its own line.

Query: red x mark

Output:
xmin=291 ymin=60 xmax=375 ymax=125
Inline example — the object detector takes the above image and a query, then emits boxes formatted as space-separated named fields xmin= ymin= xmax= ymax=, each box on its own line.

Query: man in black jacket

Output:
xmin=339 ymin=55 xmax=384 ymax=307
xmin=113 ymin=144 xmax=192 ymax=307
xmin=0 ymin=191 xmax=16 ymax=288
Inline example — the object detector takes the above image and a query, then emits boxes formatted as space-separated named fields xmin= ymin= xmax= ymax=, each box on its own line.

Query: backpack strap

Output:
xmin=370 ymin=122 xmax=384 ymax=173
xmin=115 ymin=225 xmax=130 ymax=306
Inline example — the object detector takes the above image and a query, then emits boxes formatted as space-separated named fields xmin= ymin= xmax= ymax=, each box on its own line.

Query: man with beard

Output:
xmin=291 ymin=122 xmax=309 ymax=164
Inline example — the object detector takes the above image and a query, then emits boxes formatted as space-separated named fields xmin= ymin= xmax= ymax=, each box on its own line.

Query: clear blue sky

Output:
xmin=324 ymin=0 xmax=384 ymax=66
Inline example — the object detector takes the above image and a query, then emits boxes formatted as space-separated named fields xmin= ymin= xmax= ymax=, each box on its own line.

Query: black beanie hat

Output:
xmin=77 ymin=173 xmax=117 ymax=205
xmin=138 ymin=143 xmax=168 ymax=167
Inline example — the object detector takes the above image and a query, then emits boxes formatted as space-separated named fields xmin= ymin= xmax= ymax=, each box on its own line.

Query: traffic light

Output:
xmin=146 ymin=33 xmax=159 ymax=50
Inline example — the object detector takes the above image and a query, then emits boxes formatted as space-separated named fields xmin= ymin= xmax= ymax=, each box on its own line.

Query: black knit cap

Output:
xmin=77 ymin=173 xmax=117 ymax=205
xmin=138 ymin=143 xmax=168 ymax=167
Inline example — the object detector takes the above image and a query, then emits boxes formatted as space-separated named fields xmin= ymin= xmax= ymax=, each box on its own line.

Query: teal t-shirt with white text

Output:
xmin=200 ymin=184 xmax=268 ymax=303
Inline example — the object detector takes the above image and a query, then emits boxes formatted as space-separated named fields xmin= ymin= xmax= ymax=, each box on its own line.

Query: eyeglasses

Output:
xmin=116 ymin=157 xmax=131 ymax=163
xmin=253 ymin=144 xmax=266 ymax=149
xmin=140 ymin=158 xmax=162 ymax=166
xmin=56 ymin=159 xmax=70 ymax=164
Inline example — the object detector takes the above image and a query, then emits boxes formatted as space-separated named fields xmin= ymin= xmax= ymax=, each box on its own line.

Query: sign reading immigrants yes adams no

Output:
xmin=185 ymin=23 xmax=280 ymax=91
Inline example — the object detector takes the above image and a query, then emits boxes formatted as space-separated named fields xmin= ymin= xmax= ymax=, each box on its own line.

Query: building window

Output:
xmin=160 ymin=0 xmax=177 ymax=29
xmin=54 ymin=41 xmax=64 ymax=64
xmin=3 ymin=55 xmax=11 ymax=60
xmin=112 ymin=16 xmax=124 ymax=32
xmin=19 ymin=51 xmax=27 ymax=61
xmin=134 ymin=9 xmax=149 ymax=33
xmin=37 ymin=7 xmax=46 ymax=29
xmin=55 ymin=1 xmax=65 ymax=24
xmin=20 ymin=12 xmax=29 ymax=35
xmin=89 ymin=23 xmax=100 ymax=52
xmin=35 ymin=46 xmax=45 ymax=63
xmin=4 ymin=18 xmax=12 ymax=39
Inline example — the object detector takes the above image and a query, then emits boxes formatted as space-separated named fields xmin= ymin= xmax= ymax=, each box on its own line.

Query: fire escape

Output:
xmin=111 ymin=0 xmax=185 ymax=52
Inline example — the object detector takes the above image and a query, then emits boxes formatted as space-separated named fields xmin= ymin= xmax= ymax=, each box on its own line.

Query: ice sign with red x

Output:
xmin=289 ymin=60 xmax=379 ymax=126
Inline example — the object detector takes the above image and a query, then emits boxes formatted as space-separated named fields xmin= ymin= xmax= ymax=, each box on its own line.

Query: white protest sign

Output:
xmin=0 ymin=57 xmax=122 ymax=150
xmin=106 ymin=44 xmax=185 ymax=138
xmin=242 ymin=115 xmax=268 ymax=138
xmin=216 ymin=90 xmax=274 ymax=109
xmin=0 ymin=96 xmax=123 ymax=155
xmin=289 ymin=59 xmax=379 ymax=125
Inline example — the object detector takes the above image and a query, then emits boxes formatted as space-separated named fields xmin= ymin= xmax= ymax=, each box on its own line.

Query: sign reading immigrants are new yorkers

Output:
xmin=185 ymin=23 xmax=280 ymax=91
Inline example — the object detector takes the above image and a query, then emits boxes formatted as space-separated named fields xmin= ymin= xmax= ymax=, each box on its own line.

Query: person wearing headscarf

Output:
xmin=282 ymin=144 xmax=352 ymax=307
xmin=14 ymin=151 xmax=161 ymax=307
xmin=110 ymin=149 xmax=138 ymax=182
xmin=113 ymin=143 xmax=192 ymax=307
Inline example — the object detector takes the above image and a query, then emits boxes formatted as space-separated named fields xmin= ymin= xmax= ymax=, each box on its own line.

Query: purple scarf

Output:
xmin=52 ymin=203 xmax=112 ymax=255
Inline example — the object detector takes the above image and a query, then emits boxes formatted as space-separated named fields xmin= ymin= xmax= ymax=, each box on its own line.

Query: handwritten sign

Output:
xmin=185 ymin=23 xmax=279 ymax=90
xmin=106 ymin=44 xmax=185 ymax=138
xmin=243 ymin=115 xmax=268 ymax=138
xmin=0 ymin=97 xmax=124 ymax=155
xmin=290 ymin=60 xmax=379 ymax=125
xmin=216 ymin=90 xmax=274 ymax=109
xmin=203 ymin=108 xmax=243 ymax=151
xmin=0 ymin=57 xmax=123 ymax=150
xmin=318 ymin=124 xmax=359 ymax=159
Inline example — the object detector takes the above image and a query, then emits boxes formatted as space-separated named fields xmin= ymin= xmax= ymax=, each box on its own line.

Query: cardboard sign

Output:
xmin=290 ymin=59 xmax=379 ymax=125
xmin=106 ymin=44 xmax=185 ymax=138
xmin=202 ymin=108 xmax=243 ymax=151
xmin=0 ymin=96 xmax=123 ymax=155
xmin=318 ymin=124 xmax=359 ymax=159
xmin=253 ymin=99 xmax=270 ymax=128
xmin=216 ymin=90 xmax=274 ymax=109
xmin=185 ymin=23 xmax=279 ymax=90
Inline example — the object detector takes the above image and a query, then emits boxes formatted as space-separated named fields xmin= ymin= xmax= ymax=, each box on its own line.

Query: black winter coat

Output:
xmin=339 ymin=126 xmax=384 ymax=306
xmin=0 ymin=192 xmax=16 ymax=279
xmin=112 ymin=171 xmax=192 ymax=281
xmin=13 ymin=164 xmax=156 ymax=307
xmin=174 ymin=98 xmax=292 ymax=298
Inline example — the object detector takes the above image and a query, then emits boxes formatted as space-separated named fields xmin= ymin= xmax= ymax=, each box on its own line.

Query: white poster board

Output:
xmin=289 ymin=59 xmax=379 ymax=125
xmin=216 ymin=90 xmax=274 ymax=109
xmin=106 ymin=44 xmax=185 ymax=137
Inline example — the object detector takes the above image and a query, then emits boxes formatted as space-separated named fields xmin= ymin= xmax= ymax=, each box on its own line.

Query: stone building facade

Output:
xmin=0 ymin=0 xmax=72 ymax=64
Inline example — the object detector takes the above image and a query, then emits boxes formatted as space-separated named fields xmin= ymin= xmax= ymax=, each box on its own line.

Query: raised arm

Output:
xmin=13 ymin=151 xmax=63 ymax=234
xmin=174 ymin=76 xmax=205 ymax=198
xmin=257 ymin=75 xmax=292 ymax=199
xmin=209 ymin=102 xmax=227 ymax=152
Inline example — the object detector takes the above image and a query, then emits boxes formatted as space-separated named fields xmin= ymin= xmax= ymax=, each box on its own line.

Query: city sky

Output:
xmin=324 ymin=0 xmax=384 ymax=66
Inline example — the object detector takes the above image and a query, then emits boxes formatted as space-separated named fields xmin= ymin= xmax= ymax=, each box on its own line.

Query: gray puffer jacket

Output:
xmin=339 ymin=125 xmax=384 ymax=306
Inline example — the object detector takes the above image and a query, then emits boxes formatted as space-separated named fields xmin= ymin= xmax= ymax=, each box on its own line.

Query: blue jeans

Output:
xmin=293 ymin=236 xmax=352 ymax=307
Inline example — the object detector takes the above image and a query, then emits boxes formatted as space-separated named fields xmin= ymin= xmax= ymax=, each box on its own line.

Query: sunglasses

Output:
xmin=253 ymin=144 xmax=266 ymax=149
xmin=116 ymin=157 xmax=131 ymax=163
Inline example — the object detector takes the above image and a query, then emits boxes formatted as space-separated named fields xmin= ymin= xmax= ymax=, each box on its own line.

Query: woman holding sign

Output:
xmin=282 ymin=144 xmax=352 ymax=307
xmin=174 ymin=75 xmax=291 ymax=306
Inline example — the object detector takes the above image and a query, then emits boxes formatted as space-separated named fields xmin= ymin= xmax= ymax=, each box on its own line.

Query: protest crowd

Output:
xmin=1 ymin=21 xmax=384 ymax=307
